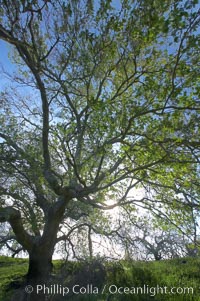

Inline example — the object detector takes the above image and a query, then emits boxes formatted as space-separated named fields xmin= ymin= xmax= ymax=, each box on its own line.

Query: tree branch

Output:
xmin=0 ymin=207 xmax=33 ymax=251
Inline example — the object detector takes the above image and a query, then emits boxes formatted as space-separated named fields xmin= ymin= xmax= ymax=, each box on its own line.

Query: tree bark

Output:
xmin=24 ymin=242 xmax=55 ymax=301
xmin=23 ymin=200 xmax=69 ymax=301
xmin=27 ymin=247 xmax=53 ymax=284
xmin=1 ymin=199 xmax=71 ymax=300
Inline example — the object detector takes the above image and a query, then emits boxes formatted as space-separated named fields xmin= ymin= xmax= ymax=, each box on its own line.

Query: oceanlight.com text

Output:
xmin=25 ymin=283 xmax=194 ymax=297
xmin=107 ymin=284 xmax=194 ymax=296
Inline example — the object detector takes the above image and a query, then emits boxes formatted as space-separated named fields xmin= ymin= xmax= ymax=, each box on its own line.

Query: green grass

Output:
xmin=0 ymin=256 xmax=28 ymax=301
xmin=0 ymin=256 xmax=199 ymax=301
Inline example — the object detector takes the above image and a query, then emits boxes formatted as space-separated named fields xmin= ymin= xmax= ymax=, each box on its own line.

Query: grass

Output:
xmin=0 ymin=256 xmax=199 ymax=301
xmin=0 ymin=256 xmax=28 ymax=301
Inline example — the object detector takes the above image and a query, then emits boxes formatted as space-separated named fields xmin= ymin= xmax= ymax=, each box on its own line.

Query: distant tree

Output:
xmin=183 ymin=206 xmax=200 ymax=257
xmin=114 ymin=213 xmax=189 ymax=260
xmin=0 ymin=1 xmax=200 ymax=300
xmin=185 ymin=240 xmax=200 ymax=257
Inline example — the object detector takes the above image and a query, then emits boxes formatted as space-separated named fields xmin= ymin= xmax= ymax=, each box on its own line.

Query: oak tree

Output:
xmin=0 ymin=0 xmax=200 ymax=299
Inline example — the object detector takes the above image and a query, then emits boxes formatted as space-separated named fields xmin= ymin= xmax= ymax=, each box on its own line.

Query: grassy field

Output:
xmin=0 ymin=256 xmax=199 ymax=301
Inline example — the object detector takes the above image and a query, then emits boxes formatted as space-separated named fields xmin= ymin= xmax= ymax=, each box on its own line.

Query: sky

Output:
xmin=0 ymin=40 xmax=16 ymax=88
xmin=0 ymin=40 xmax=14 ymax=70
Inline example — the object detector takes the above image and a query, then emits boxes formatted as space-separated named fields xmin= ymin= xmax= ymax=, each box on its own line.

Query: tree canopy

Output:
xmin=0 ymin=0 xmax=200 ymax=296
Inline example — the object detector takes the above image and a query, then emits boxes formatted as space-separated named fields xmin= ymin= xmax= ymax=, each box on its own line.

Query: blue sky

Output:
xmin=0 ymin=40 xmax=16 ymax=89
xmin=0 ymin=40 xmax=15 ymax=72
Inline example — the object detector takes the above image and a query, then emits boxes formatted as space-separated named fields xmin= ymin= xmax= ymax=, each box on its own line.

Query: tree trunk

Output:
xmin=24 ymin=243 xmax=55 ymax=301
xmin=27 ymin=249 xmax=53 ymax=284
